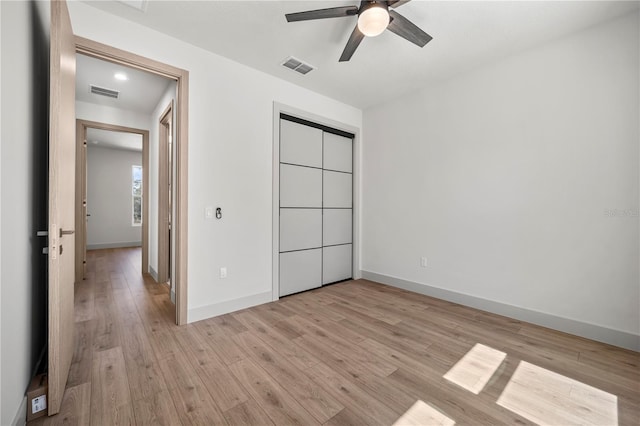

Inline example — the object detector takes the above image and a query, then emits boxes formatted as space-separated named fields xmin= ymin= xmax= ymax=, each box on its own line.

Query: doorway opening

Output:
xmin=75 ymin=37 xmax=189 ymax=324
xmin=157 ymin=101 xmax=174 ymax=290
xmin=75 ymin=121 xmax=150 ymax=281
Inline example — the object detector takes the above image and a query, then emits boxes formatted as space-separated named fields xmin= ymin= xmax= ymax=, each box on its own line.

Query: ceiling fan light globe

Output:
xmin=357 ymin=5 xmax=389 ymax=37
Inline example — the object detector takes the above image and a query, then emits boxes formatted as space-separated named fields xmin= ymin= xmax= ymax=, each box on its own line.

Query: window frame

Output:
xmin=132 ymin=164 xmax=143 ymax=227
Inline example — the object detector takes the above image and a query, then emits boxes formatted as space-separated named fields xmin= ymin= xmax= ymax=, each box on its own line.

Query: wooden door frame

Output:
xmin=75 ymin=120 xmax=150 ymax=280
xmin=157 ymin=101 xmax=173 ymax=285
xmin=75 ymin=36 xmax=189 ymax=325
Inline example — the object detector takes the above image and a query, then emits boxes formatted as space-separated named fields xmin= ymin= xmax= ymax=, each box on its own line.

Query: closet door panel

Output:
xmin=323 ymin=171 xmax=352 ymax=208
xmin=280 ymin=208 xmax=322 ymax=252
xmin=323 ymin=209 xmax=352 ymax=246
xmin=323 ymin=133 xmax=352 ymax=173
xmin=280 ymin=164 xmax=322 ymax=208
xmin=280 ymin=120 xmax=323 ymax=168
xmin=280 ymin=249 xmax=322 ymax=296
xmin=322 ymin=244 xmax=352 ymax=285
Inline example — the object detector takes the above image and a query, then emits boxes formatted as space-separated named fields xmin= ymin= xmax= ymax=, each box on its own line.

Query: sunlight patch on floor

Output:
xmin=497 ymin=361 xmax=618 ymax=426
xmin=443 ymin=343 xmax=506 ymax=394
xmin=393 ymin=400 xmax=455 ymax=426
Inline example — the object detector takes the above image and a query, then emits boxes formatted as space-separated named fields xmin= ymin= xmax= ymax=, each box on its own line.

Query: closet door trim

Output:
xmin=272 ymin=103 xmax=360 ymax=301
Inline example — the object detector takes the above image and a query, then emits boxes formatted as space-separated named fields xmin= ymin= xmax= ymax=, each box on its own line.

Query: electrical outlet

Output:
xmin=420 ymin=257 xmax=427 ymax=268
xmin=220 ymin=267 xmax=227 ymax=279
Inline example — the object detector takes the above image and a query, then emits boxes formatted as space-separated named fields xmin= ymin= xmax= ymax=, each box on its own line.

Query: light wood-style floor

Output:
xmin=32 ymin=247 xmax=639 ymax=425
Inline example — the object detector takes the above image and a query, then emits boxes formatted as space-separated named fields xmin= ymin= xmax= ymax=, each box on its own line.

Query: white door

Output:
xmin=322 ymin=132 xmax=353 ymax=284
xmin=279 ymin=117 xmax=353 ymax=296
xmin=48 ymin=0 xmax=76 ymax=415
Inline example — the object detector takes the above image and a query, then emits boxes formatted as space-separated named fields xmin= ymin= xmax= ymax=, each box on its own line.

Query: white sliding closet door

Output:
xmin=322 ymin=132 xmax=353 ymax=285
xmin=279 ymin=116 xmax=353 ymax=296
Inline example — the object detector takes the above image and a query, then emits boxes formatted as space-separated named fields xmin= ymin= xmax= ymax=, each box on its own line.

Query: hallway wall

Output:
xmin=0 ymin=1 xmax=50 ymax=424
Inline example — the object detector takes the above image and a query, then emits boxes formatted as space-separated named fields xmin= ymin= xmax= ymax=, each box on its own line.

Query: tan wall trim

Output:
xmin=75 ymin=36 xmax=189 ymax=325
xmin=75 ymin=120 xmax=150 ymax=277
xmin=157 ymin=102 xmax=173 ymax=285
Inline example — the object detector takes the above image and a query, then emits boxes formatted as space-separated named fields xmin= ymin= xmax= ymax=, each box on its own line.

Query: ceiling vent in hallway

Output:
xmin=281 ymin=56 xmax=315 ymax=75
xmin=89 ymin=85 xmax=120 ymax=99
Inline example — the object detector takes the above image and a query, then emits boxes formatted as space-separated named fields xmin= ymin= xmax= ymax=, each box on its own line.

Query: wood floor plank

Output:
xmin=66 ymin=319 xmax=94 ymax=388
xmin=119 ymin=322 xmax=168 ymax=402
xmin=324 ymin=408 xmax=373 ymax=426
xmin=233 ymin=331 xmax=344 ymax=423
xmin=91 ymin=289 xmax=120 ymax=352
xmin=290 ymin=315 xmax=397 ymax=378
xmin=279 ymin=300 xmax=367 ymax=343
xmin=229 ymin=358 xmax=320 ymax=426
xmin=74 ymin=279 xmax=95 ymax=322
xmin=194 ymin=319 xmax=248 ymax=366
xmin=174 ymin=324 xmax=249 ymax=411
xmin=90 ymin=347 xmax=135 ymax=425
xmin=223 ymin=400 xmax=275 ymax=426
xmin=132 ymin=390 xmax=182 ymax=426
xmin=233 ymin=310 xmax=321 ymax=371
xmin=305 ymin=361 xmax=401 ymax=426
xmin=39 ymin=383 xmax=91 ymax=426
xmin=158 ymin=353 xmax=229 ymax=425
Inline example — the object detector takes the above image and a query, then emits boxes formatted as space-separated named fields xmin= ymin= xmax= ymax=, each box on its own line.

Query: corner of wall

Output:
xmin=10 ymin=398 xmax=25 ymax=426
xmin=188 ymin=291 xmax=272 ymax=323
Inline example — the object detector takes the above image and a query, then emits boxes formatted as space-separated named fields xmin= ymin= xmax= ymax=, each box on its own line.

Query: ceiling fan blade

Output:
xmin=339 ymin=25 xmax=365 ymax=62
xmin=285 ymin=6 xmax=359 ymax=22
xmin=387 ymin=10 xmax=432 ymax=47
xmin=388 ymin=0 xmax=412 ymax=8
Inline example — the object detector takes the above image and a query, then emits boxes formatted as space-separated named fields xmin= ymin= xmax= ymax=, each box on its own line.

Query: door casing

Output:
xmin=271 ymin=102 xmax=362 ymax=301
xmin=75 ymin=36 xmax=190 ymax=325
xmin=157 ymin=101 xmax=173 ymax=285
xmin=75 ymin=120 xmax=150 ymax=280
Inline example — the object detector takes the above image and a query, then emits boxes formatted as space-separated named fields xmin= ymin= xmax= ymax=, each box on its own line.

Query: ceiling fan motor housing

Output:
xmin=358 ymin=1 xmax=391 ymax=37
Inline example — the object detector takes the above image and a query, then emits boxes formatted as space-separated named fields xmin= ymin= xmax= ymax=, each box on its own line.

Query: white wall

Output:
xmin=362 ymin=12 xmax=640 ymax=349
xmin=87 ymin=145 xmax=143 ymax=249
xmin=0 ymin=1 xmax=3 ymax=421
xmin=1 ymin=1 xmax=50 ymax=424
xmin=67 ymin=2 xmax=363 ymax=322
xmin=76 ymin=100 xmax=151 ymax=131
xmin=148 ymin=82 xmax=177 ymax=281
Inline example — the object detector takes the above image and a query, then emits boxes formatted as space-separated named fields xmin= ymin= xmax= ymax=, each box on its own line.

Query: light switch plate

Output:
xmin=205 ymin=207 xmax=214 ymax=219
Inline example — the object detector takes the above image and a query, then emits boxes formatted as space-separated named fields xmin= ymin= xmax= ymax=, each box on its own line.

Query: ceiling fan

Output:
xmin=285 ymin=0 xmax=433 ymax=62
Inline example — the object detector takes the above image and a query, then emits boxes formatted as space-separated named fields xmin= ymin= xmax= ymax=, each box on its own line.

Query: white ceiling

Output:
xmin=76 ymin=53 xmax=172 ymax=113
xmin=87 ymin=127 xmax=143 ymax=152
xmin=84 ymin=1 xmax=639 ymax=109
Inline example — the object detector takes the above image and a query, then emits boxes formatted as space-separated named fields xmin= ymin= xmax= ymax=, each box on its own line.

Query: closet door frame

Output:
xmin=272 ymin=102 xmax=361 ymax=301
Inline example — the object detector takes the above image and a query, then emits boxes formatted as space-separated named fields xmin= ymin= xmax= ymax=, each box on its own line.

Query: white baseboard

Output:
xmin=188 ymin=291 xmax=272 ymax=323
xmin=12 ymin=397 xmax=26 ymax=426
xmin=149 ymin=266 xmax=158 ymax=282
xmin=361 ymin=270 xmax=640 ymax=351
xmin=170 ymin=289 xmax=176 ymax=304
xmin=87 ymin=241 xmax=141 ymax=250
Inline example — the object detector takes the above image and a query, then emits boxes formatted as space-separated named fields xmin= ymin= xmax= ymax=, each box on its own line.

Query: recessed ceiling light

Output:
xmin=114 ymin=72 xmax=128 ymax=81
